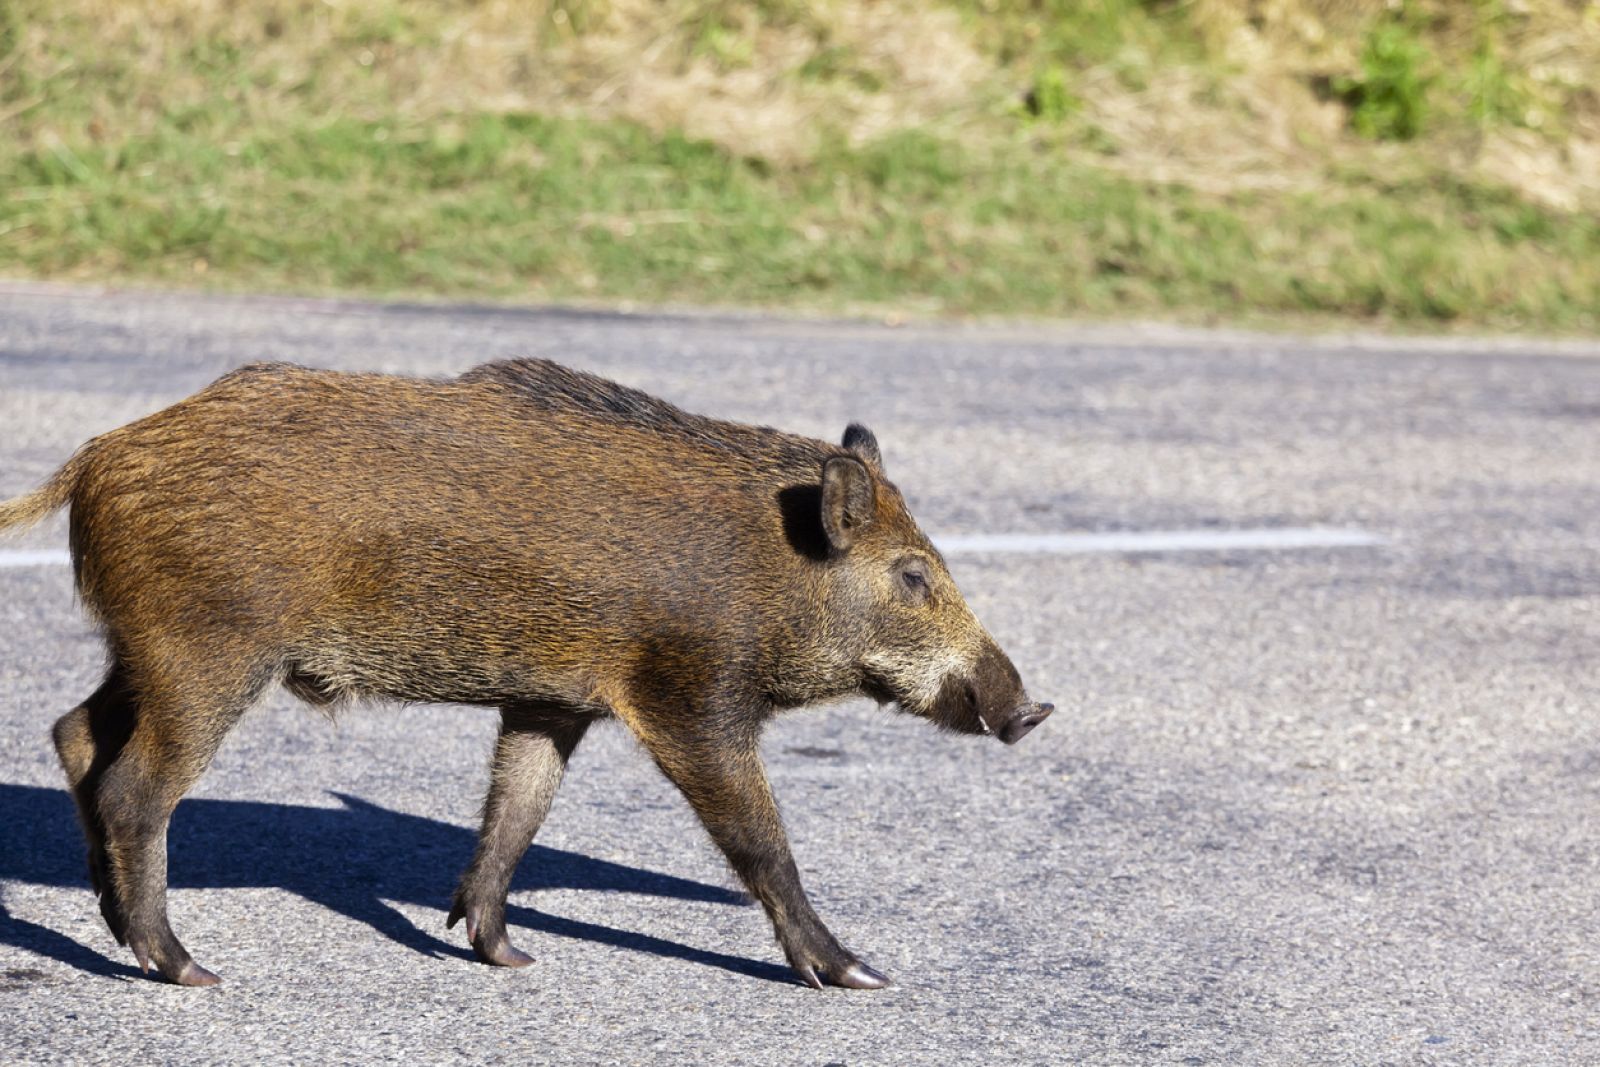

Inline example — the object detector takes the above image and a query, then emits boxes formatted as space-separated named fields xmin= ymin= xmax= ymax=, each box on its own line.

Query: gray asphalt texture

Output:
xmin=1 ymin=285 xmax=1598 ymax=1066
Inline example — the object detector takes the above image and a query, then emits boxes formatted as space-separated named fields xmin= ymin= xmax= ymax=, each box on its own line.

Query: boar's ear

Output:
xmin=842 ymin=423 xmax=883 ymax=472
xmin=820 ymin=455 xmax=877 ymax=554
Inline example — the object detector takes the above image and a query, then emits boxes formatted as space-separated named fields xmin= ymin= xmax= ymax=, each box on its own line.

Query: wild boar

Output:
xmin=0 ymin=358 xmax=1052 ymax=989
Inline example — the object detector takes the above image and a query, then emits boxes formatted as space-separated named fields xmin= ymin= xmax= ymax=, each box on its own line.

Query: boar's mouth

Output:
xmin=857 ymin=669 xmax=975 ymax=728
xmin=941 ymin=675 xmax=993 ymax=736
xmin=929 ymin=672 xmax=1053 ymax=744
xmin=861 ymin=669 xmax=1043 ymax=742
xmin=866 ymin=671 xmax=993 ymax=736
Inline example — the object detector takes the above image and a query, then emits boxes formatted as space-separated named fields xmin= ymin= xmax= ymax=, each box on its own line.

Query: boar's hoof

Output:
xmin=448 ymin=899 xmax=534 ymax=967
xmin=794 ymin=958 xmax=891 ymax=990
xmin=173 ymin=960 xmax=223 ymax=987
xmin=474 ymin=940 xmax=535 ymax=969
xmin=833 ymin=960 xmax=891 ymax=989
xmin=131 ymin=936 xmax=221 ymax=986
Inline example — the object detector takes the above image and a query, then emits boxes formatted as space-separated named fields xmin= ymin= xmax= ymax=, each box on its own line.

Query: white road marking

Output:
xmin=0 ymin=527 xmax=1386 ymax=569
xmin=0 ymin=549 xmax=71 ymax=568
xmin=937 ymin=527 xmax=1387 ymax=555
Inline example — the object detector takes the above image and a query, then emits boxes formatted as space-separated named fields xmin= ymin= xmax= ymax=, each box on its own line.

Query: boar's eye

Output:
xmin=897 ymin=560 xmax=932 ymax=602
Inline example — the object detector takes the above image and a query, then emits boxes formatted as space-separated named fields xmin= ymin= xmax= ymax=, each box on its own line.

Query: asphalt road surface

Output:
xmin=1 ymin=286 xmax=1597 ymax=1065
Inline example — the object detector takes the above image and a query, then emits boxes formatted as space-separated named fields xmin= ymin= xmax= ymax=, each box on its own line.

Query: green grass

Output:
xmin=1 ymin=0 xmax=1597 ymax=332
xmin=5 ymin=112 xmax=1595 ymax=330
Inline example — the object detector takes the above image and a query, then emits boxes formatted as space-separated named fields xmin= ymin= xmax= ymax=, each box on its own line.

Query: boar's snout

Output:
xmin=947 ymin=641 xmax=1052 ymax=745
xmin=996 ymin=701 xmax=1054 ymax=745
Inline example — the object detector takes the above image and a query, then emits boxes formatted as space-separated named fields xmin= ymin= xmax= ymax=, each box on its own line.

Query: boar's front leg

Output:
xmin=633 ymin=719 xmax=890 ymax=990
xmin=449 ymin=702 xmax=591 ymax=967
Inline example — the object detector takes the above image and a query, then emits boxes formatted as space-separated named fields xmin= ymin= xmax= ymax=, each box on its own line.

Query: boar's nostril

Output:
xmin=997 ymin=702 xmax=1053 ymax=745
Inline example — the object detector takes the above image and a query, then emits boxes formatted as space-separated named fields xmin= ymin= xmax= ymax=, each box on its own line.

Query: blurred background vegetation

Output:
xmin=1 ymin=0 xmax=1596 ymax=330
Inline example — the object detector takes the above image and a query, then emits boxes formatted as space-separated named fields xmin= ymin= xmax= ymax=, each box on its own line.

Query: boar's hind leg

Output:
xmin=91 ymin=667 xmax=263 ymax=987
xmin=52 ymin=664 xmax=137 ymax=921
xmin=448 ymin=703 xmax=591 ymax=967
xmin=635 ymin=724 xmax=890 ymax=990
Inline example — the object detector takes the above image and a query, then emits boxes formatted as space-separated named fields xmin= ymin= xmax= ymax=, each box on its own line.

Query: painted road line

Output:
xmin=937 ymin=527 xmax=1387 ymax=555
xmin=0 ymin=549 xmax=71 ymax=568
xmin=0 ymin=527 xmax=1386 ymax=570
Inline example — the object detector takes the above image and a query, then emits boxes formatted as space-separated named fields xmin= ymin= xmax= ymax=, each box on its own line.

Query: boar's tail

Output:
xmin=0 ymin=450 xmax=88 ymax=534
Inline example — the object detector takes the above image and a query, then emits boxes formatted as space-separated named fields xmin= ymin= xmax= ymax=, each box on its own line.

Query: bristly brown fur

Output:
xmin=3 ymin=357 xmax=1044 ymax=989
xmin=0 ymin=448 xmax=91 ymax=532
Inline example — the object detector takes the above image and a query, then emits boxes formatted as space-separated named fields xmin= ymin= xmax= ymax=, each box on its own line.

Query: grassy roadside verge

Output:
xmin=8 ymin=112 xmax=1596 ymax=331
xmin=2 ymin=2 xmax=1597 ymax=333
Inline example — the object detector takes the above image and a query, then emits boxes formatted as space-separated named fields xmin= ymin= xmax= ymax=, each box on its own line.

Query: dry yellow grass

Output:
xmin=6 ymin=0 xmax=989 ymax=164
xmin=7 ymin=0 xmax=1597 ymax=205
xmin=1176 ymin=0 xmax=1600 ymax=208
xmin=2 ymin=0 xmax=1595 ymax=328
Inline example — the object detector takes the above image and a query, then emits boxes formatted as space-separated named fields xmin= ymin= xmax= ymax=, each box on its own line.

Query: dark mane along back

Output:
xmin=461 ymin=358 xmax=830 ymax=470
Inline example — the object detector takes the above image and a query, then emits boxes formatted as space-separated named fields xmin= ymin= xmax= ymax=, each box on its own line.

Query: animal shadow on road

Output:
xmin=0 ymin=783 xmax=794 ymax=985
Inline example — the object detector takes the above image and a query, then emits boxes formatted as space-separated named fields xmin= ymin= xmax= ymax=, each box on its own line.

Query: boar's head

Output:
xmin=815 ymin=424 xmax=1053 ymax=745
